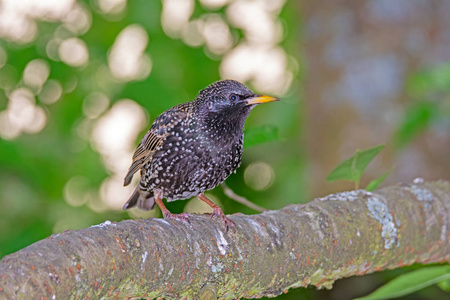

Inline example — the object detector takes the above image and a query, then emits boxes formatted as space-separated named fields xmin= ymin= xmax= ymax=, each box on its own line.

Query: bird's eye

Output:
xmin=230 ymin=94 xmax=238 ymax=101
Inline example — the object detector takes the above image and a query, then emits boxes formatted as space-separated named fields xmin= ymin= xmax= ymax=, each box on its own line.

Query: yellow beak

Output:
xmin=245 ymin=94 xmax=280 ymax=105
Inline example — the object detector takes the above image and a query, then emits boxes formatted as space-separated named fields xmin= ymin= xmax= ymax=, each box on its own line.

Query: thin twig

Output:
xmin=221 ymin=182 xmax=268 ymax=212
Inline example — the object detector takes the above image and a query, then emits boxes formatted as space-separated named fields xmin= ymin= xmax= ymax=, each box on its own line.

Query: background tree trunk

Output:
xmin=1 ymin=180 xmax=449 ymax=299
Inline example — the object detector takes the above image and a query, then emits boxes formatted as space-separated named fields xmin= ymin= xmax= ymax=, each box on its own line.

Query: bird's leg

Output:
xmin=154 ymin=191 xmax=191 ymax=224
xmin=197 ymin=193 xmax=235 ymax=229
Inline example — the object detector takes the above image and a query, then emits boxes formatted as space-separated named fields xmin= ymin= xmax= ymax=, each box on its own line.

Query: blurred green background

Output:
xmin=0 ymin=0 xmax=448 ymax=299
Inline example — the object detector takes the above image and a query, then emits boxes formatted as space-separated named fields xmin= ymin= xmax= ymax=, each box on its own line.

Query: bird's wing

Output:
xmin=123 ymin=104 xmax=189 ymax=186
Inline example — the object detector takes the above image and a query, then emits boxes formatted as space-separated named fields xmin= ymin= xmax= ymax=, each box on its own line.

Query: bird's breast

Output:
xmin=142 ymin=120 xmax=244 ymax=200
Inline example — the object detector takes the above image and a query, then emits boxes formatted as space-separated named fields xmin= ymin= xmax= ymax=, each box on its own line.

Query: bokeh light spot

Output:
xmin=63 ymin=176 xmax=90 ymax=207
xmin=91 ymin=99 xmax=148 ymax=209
xmin=227 ymin=0 xmax=283 ymax=45
xmin=23 ymin=59 xmax=50 ymax=89
xmin=0 ymin=111 xmax=21 ymax=139
xmin=63 ymin=75 xmax=78 ymax=93
xmin=108 ymin=24 xmax=152 ymax=82
xmin=46 ymin=38 xmax=61 ymax=61
xmin=200 ymin=0 xmax=229 ymax=10
xmin=97 ymin=0 xmax=127 ymax=15
xmin=161 ymin=0 xmax=194 ymax=38
xmin=100 ymin=175 xmax=135 ymax=210
xmin=87 ymin=190 xmax=107 ymax=213
xmin=22 ymin=106 xmax=47 ymax=134
xmin=0 ymin=9 xmax=37 ymax=44
xmin=181 ymin=20 xmax=204 ymax=47
xmin=0 ymin=88 xmax=47 ymax=139
xmin=25 ymin=0 xmax=75 ymax=20
xmin=39 ymin=79 xmax=63 ymax=104
xmin=184 ymin=194 xmax=221 ymax=214
xmin=0 ymin=64 xmax=18 ymax=91
xmin=201 ymin=14 xmax=233 ymax=55
xmin=58 ymin=37 xmax=89 ymax=67
xmin=91 ymin=99 xmax=147 ymax=161
xmin=127 ymin=207 xmax=159 ymax=219
xmin=244 ymin=161 xmax=275 ymax=191
xmin=63 ymin=2 xmax=92 ymax=35
xmin=0 ymin=0 xmax=75 ymax=44
xmin=0 ymin=46 xmax=7 ymax=68
xmin=83 ymin=92 xmax=110 ymax=119
xmin=220 ymin=43 xmax=292 ymax=94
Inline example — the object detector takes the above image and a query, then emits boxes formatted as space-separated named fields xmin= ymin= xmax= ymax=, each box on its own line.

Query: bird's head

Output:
xmin=196 ymin=79 xmax=280 ymax=117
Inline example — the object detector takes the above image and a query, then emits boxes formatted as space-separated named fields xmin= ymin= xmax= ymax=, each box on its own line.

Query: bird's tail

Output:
xmin=122 ymin=186 xmax=156 ymax=211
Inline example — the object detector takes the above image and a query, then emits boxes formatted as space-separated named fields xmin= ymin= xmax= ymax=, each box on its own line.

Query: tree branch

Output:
xmin=221 ymin=182 xmax=268 ymax=212
xmin=1 ymin=180 xmax=449 ymax=299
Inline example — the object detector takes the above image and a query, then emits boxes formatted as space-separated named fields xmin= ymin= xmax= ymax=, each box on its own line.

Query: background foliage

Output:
xmin=0 ymin=0 xmax=448 ymax=299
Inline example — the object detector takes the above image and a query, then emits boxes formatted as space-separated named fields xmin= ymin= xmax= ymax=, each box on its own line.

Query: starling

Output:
xmin=123 ymin=79 xmax=279 ymax=228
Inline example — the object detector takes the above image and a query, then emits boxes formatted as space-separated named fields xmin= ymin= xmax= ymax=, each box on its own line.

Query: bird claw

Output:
xmin=163 ymin=212 xmax=192 ymax=224
xmin=210 ymin=207 xmax=235 ymax=231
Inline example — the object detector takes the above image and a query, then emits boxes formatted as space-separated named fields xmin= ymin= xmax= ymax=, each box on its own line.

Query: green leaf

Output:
xmin=326 ymin=145 xmax=385 ymax=183
xmin=395 ymin=101 xmax=438 ymax=148
xmin=406 ymin=63 xmax=450 ymax=96
xmin=437 ymin=278 xmax=450 ymax=292
xmin=366 ymin=167 xmax=394 ymax=191
xmin=243 ymin=125 xmax=279 ymax=148
xmin=354 ymin=265 xmax=450 ymax=300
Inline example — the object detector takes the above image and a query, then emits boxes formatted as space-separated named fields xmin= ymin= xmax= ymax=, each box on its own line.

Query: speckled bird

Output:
xmin=123 ymin=79 xmax=279 ymax=228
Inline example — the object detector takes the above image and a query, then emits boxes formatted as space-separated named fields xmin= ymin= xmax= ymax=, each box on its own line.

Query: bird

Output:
xmin=123 ymin=79 xmax=279 ymax=229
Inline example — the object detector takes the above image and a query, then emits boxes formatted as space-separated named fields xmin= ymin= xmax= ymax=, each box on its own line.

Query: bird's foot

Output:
xmin=163 ymin=212 xmax=192 ymax=224
xmin=210 ymin=207 xmax=235 ymax=230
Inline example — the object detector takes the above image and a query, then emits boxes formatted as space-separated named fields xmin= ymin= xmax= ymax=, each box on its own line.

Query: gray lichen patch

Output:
xmin=90 ymin=220 xmax=116 ymax=228
xmin=409 ymin=185 xmax=435 ymax=202
xmin=413 ymin=177 xmax=424 ymax=184
xmin=316 ymin=190 xmax=362 ymax=202
xmin=140 ymin=251 xmax=148 ymax=271
xmin=215 ymin=229 xmax=229 ymax=255
xmin=366 ymin=196 xmax=398 ymax=249
xmin=210 ymin=262 xmax=224 ymax=273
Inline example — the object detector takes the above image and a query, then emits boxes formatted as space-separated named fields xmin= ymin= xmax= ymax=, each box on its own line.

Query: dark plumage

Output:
xmin=123 ymin=79 xmax=279 ymax=228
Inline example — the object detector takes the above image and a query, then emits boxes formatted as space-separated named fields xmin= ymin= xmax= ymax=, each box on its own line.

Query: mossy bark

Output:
xmin=1 ymin=180 xmax=449 ymax=299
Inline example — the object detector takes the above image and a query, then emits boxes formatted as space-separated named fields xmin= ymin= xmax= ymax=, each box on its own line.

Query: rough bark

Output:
xmin=0 ymin=180 xmax=449 ymax=299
